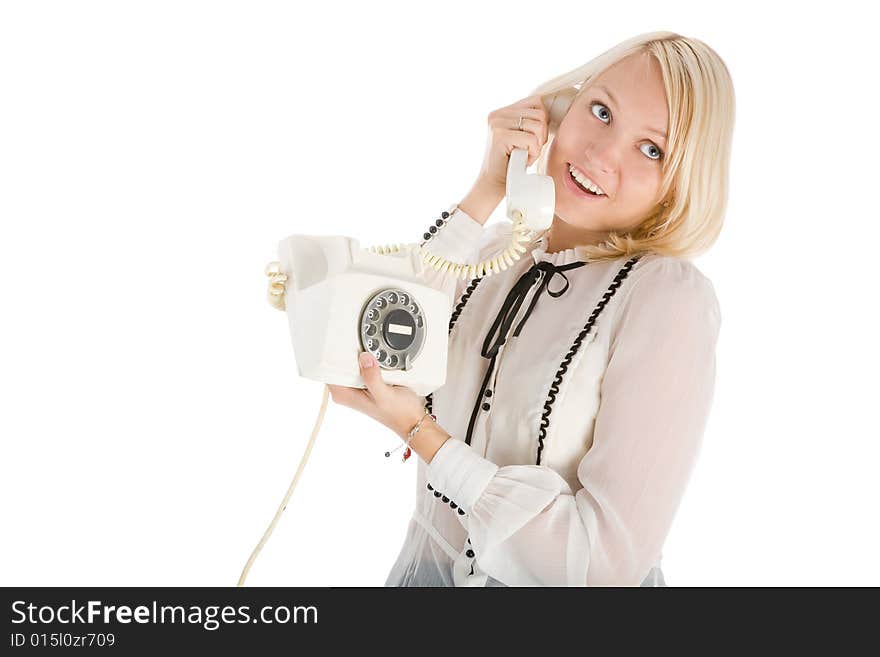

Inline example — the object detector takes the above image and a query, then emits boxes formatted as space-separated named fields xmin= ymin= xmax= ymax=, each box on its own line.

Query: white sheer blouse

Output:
xmin=384 ymin=206 xmax=721 ymax=587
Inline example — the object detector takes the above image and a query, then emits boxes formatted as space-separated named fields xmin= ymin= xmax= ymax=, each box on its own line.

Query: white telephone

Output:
xmin=239 ymin=87 xmax=578 ymax=585
xmin=265 ymin=87 xmax=578 ymax=394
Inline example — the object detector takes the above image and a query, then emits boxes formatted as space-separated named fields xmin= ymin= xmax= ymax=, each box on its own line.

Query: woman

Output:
xmin=327 ymin=30 xmax=735 ymax=586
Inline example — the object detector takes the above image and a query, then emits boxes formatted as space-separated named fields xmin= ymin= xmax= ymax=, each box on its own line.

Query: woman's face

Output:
xmin=545 ymin=51 xmax=670 ymax=247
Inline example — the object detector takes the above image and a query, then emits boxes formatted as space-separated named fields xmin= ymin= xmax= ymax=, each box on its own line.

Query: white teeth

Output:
xmin=568 ymin=164 xmax=605 ymax=195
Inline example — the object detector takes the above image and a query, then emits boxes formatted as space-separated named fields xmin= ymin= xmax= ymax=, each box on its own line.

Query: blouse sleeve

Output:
xmin=411 ymin=206 xmax=513 ymax=307
xmin=425 ymin=257 xmax=722 ymax=586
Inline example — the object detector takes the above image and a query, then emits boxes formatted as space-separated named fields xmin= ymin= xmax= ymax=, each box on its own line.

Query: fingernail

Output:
xmin=359 ymin=352 xmax=373 ymax=368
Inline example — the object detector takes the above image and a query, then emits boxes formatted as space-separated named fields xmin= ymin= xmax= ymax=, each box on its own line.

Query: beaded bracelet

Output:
xmin=385 ymin=411 xmax=437 ymax=462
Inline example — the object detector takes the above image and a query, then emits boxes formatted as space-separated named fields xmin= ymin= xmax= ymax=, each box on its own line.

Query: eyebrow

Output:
xmin=595 ymin=84 xmax=668 ymax=142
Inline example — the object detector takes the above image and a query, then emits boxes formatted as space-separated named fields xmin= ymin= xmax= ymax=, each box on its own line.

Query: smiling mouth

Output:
xmin=566 ymin=163 xmax=606 ymax=198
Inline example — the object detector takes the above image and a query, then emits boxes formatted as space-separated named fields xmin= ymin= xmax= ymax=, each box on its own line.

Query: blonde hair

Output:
xmin=530 ymin=31 xmax=736 ymax=262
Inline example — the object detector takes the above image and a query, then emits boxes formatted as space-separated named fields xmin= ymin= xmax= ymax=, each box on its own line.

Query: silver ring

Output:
xmin=517 ymin=115 xmax=524 ymax=130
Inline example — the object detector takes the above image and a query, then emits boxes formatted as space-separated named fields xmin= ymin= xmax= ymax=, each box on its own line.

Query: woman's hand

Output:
xmin=477 ymin=94 xmax=550 ymax=190
xmin=326 ymin=352 xmax=428 ymax=440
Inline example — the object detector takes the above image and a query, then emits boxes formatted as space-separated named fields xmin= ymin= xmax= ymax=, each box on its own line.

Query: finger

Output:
xmin=503 ymin=129 xmax=542 ymax=165
xmin=490 ymin=106 xmax=546 ymax=125
xmin=358 ymin=351 xmax=388 ymax=401
xmin=510 ymin=117 xmax=548 ymax=147
xmin=512 ymin=94 xmax=546 ymax=110
xmin=327 ymin=384 xmax=372 ymax=409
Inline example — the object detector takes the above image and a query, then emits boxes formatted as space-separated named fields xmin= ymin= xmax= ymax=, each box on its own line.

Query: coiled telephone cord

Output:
xmin=264 ymin=215 xmax=538 ymax=311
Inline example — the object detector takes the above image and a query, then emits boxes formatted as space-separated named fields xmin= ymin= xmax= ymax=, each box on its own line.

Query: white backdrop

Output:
xmin=1 ymin=0 xmax=877 ymax=587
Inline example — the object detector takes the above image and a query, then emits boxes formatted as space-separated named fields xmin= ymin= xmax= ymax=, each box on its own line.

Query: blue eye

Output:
xmin=590 ymin=101 xmax=664 ymax=161
xmin=640 ymin=143 xmax=662 ymax=160
xmin=590 ymin=101 xmax=611 ymax=123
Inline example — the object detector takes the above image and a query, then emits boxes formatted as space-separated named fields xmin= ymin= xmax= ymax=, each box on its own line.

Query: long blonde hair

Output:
xmin=531 ymin=31 xmax=736 ymax=262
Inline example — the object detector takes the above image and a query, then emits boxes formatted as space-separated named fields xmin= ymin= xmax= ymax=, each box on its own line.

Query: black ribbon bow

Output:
xmin=465 ymin=258 xmax=587 ymax=446
xmin=480 ymin=260 xmax=588 ymax=359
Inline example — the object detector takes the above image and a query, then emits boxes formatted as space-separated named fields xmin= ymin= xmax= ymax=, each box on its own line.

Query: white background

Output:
xmin=1 ymin=0 xmax=877 ymax=587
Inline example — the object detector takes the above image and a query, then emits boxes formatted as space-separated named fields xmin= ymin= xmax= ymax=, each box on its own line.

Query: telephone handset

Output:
xmin=505 ymin=86 xmax=579 ymax=233
xmin=239 ymin=86 xmax=579 ymax=586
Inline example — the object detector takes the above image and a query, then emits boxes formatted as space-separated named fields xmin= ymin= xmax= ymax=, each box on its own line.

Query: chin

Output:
xmin=551 ymin=209 xmax=602 ymax=233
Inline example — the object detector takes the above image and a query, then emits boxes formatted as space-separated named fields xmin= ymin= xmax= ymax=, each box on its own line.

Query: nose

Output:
xmin=581 ymin=139 xmax=616 ymax=177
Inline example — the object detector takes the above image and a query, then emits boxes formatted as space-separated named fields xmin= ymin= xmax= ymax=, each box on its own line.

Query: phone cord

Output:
xmin=237 ymin=384 xmax=330 ymax=586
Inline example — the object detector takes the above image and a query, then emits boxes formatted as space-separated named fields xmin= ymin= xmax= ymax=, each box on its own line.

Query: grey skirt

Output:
xmin=387 ymin=560 xmax=667 ymax=587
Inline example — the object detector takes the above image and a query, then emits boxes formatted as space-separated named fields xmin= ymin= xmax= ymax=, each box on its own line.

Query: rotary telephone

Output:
xmin=238 ymin=86 xmax=578 ymax=586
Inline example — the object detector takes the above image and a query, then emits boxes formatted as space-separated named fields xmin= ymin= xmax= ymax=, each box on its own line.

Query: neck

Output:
xmin=544 ymin=215 xmax=610 ymax=254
